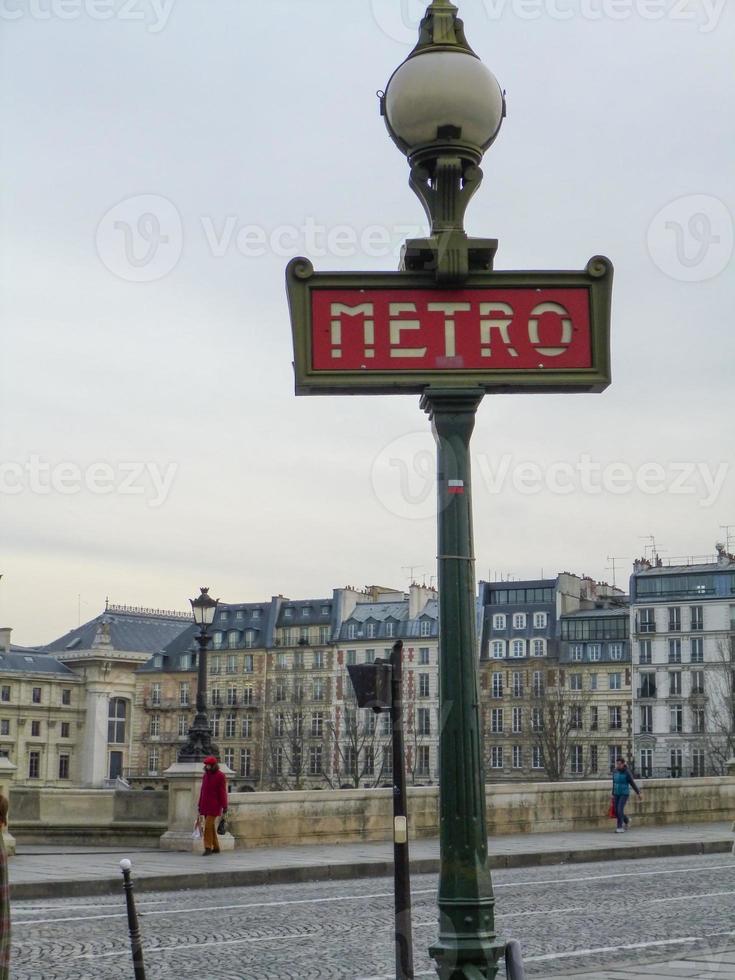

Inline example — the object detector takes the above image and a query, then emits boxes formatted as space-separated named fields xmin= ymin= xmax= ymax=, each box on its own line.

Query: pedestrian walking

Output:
xmin=0 ymin=793 xmax=10 ymax=980
xmin=611 ymin=757 xmax=642 ymax=833
xmin=198 ymin=756 xmax=228 ymax=855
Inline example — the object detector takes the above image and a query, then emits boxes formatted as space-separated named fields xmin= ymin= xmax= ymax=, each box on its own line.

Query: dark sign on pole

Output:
xmin=287 ymin=255 xmax=612 ymax=396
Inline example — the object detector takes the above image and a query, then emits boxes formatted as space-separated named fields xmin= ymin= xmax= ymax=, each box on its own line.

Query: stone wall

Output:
xmin=226 ymin=776 xmax=735 ymax=849
xmin=9 ymin=788 xmax=167 ymax=846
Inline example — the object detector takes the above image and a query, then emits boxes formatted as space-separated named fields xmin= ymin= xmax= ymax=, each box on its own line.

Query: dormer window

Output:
xmin=302 ymin=607 xmax=310 ymax=617
xmin=386 ymin=622 xmax=395 ymax=638
xmin=285 ymin=608 xmax=293 ymax=618
xmin=236 ymin=610 xmax=244 ymax=620
xmin=347 ymin=624 xmax=357 ymax=639
xmin=252 ymin=609 xmax=261 ymax=619
xmin=420 ymin=620 xmax=431 ymax=637
xmin=366 ymin=623 xmax=376 ymax=639
xmin=219 ymin=610 xmax=229 ymax=622
xmin=321 ymin=605 xmax=330 ymax=615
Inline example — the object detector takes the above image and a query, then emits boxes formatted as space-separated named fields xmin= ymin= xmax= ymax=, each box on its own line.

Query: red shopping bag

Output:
xmin=608 ymin=796 xmax=616 ymax=819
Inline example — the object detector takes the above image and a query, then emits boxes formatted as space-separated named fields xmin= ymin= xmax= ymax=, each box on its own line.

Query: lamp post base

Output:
xmin=177 ymin=718 xmax=219 ymax=763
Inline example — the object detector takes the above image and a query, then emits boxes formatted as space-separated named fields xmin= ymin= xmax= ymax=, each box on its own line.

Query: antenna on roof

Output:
xmin=720 ymin=525 xmax=735 ymax=552
xmin=401 ymin=565 xmax=423 ymax=586
xmin=606 ymin=556 xmax=630 ymax=589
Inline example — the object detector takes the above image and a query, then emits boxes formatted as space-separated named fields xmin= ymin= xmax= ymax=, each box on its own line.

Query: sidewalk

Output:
xmin=549 ymin=945 xmax=735 ymax=979
xmin=7 ymin=820 xmax=732 ymax=900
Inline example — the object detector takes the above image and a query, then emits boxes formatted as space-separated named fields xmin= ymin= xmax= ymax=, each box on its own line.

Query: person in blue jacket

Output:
xmin=612 ymin=757 xmax=642 ymax=833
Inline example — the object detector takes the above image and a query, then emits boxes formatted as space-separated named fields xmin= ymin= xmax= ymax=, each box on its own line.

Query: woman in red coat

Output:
xmin=198 ymin=755 xmax=228 ymax=855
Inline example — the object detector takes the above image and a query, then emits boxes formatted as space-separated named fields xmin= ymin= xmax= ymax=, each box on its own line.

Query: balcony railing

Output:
xmin=637 ymin=687 xmax=657 ymax=698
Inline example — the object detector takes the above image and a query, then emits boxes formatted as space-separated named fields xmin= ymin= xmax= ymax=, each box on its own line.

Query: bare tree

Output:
xmin=327 ymin=699 xmax=386 ymax=788
xmin=530 ymin=668 xmax=592 ymax=781
xmin=692 ymin=636 xmax=735 ymax=775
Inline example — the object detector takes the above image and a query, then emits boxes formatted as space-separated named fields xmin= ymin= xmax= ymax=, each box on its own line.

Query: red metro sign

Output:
xmin=287 ymin=256 xmax=612 ymax=395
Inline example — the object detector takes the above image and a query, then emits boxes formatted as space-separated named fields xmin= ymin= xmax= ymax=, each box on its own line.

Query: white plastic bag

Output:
xmin=191 ymin=818 xmax=202 ymax=840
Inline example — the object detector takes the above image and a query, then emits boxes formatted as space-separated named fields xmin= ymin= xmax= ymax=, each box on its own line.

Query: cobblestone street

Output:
xmin=8 ymin=852 xmax=735 ymax=979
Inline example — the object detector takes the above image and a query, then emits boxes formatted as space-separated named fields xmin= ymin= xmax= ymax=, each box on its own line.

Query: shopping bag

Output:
xmin=191 ymin=818 xmax=202 ymax=840
xmin=217 ymin=816 xmax=226 ymax=835
xmin=608 ymin=796 xmax=616 ymax=819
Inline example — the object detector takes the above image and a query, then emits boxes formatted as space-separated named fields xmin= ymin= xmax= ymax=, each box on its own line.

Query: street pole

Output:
xmin=390 ymin=639 xmax=414 ymax=980
xmin=120 ymin=859 xmax=147 ymax=980
xmin=421 ymin=387 xmax=503 ymax=980
xmin=179 ymin=588 xmax=220 ymax=763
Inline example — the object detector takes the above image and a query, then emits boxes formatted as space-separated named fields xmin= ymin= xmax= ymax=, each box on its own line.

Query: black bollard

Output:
xmin=120 ymin=859 xmax=147 ymax=980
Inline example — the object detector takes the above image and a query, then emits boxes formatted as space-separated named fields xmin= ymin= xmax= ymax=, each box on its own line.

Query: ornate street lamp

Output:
xmin=381 ymin=3 xmax=507 ymax=978
xmin=380 ymin=0 xmax=506 ymax=284
xmin=178 ymin=587 xmax=220 ymax=762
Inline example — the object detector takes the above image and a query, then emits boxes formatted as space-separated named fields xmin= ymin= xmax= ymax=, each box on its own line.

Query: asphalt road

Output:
xmin=9 ymin=852 xmax=735 ymax=979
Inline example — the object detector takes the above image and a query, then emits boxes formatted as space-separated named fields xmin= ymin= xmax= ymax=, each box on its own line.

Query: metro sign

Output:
xmin=286 ymin=256 xmax=613 ymax=395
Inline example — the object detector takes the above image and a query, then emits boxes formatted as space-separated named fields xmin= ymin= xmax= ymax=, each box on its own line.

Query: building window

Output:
xmin=533 ymin=612 xmax=548 ymax=628
xmin=639 ymin=608 xmax=656 ymax=633
xmin=0 ymin=720 xmax=8 ymax=736
xmin=532 ymin=746 xmax=543 ymax=769
xmin=693 ymin=707 xmax=705 ymax=733
xmin=364 ymin=649 xmax=375 ymax=664
xmin=609 ymin=643 xmax=623 ymax=660
xmin=570 ymin=673 xmax=582 ymax=691
xmin=691 ymin=670 xmax=705 ymax=696
xmin=224 ymin=713 xmax=236 ymax=738
xmin=639 ymin=640 xmax=652 ymax=664
xmin=511 ymin=640 xmax=525 ymax=658
xmin=512 ymin=745 xmax=523 ymax=769
xmin=345 ymin=649 xmax=357 ymax=666
xmin=311 ymin=712 xmax=324 ymax=738
xmin=491 ymin=672 xmax=503 ymax=698
xmin=223 ymin=748 xmax=235 ymax=770
xmin=28 ymin=751 xmax=40 ymax=779
xmin=58 ymin=754 xmax=70 ymax=779
xmin=313 ymin=650 xmax=325 ymax=669
xmin=589 ymin=673 xmax=598 ymax=691
xmin=532 ymin=639 xmax=546 ymax=657
xmin=0 ymin=687 xmax=9 ymax=703
xmin=147 ymin=749 xmax=159 ymax=773
xmin=313 ymin=679 xmax=326 ymax=701
xmin=211 ymin=713 xmax=221 ymax=737
xmin=419 ymin=674 xmax=430 ymax=698
xmin=212 ymin=632 xmax=223 ymax=650
xmin=490 ymin=746 xmax=503 ymax=769
xmin=670 ymin=704 xmax=683 ymax=733
xmin=589 ymin=745 xmax=598 ymax=774
xmin=640 ymin=747 xmax=652 ymax=778
xmin=239 ymin=748 xmax=252 ymax=777
xmin=385 ymin=622 xmax=395 ymax=639
xmin=417 ymin=707 xmax=431 ymax=736
xmin=241 ymin=716 xmax=252 ymax=738
xmin=670 ymin=747 xmax=683 ymax=777
xmin=690 ymin=638 xmax=704 ymax=664
xmin=31 ymin=720 xmax=41 ymax=737
xmin=60 ymin=721 xmax=70 ymax=738
xmin=490 ymin=708 xmax=503 ymax=734
xmin=668 ymin=639 xmax=682 ymax=664
xmin=210 ymin=655 xmax=221 ymax=675
xmin=511 ymin=671 xmax=523 ymax=697
xmin=364 ymin=622 xmax=375 ymax=639
xmin=275 ymin=682 xmax=287 ymax=702
xmin=227 ymin=655 xmax=237 ymax=674
xmin=32 ymin=687 xmax=42 ymax=704
xmin=149 ymin=714 xmax=160 ymax=737
xmin=419 ymin=647 xmax=430 ymax=665
xmin=491 ymin=641 xmax=505 ymax=659
xmin=570 ymin=745 xmax=583 ymax=775
xmin=211 ymin=688 xmax=222 ymax=707
xmin=570 ymin=705 xmax=583 ymax=729
xmin=590 ymin=706 xmax=598 ymax=730
xmin=668 ymin=607 xmax=681 ymax=632
xmin=150 ymin=683 xmax=161 ymax=706
xmin=608 ymin=745 xmax=623 ymax=771
xmin=179 ymin=682 xmax=190 ymax=706
xmin=692 ymin=748 xmax=706 ymax=775
xmin=588 ymin=644 xmax=601 ymax=661
xmin=608 ymin=706 xmax=622 ymax=730
xmin=228 ymin=633 xmax=239 ymax=651
xmin=275 ymin=712 xmax=286 ymax=738
xmin=512 ymin=707 xmax=522 ymax=734
xmin=417 ymin=745 xmax=430 ymax=776
xmin=669 ymin=671 xmax=682 ymax=696
xmin=532 ymin=671 xmax=544 ymax=697
xmin=108 ymin=699 xmax=127 ymax=744
xmin=512 ymin=613 xmax=527 ymax=629
xmin=608 ymin=672 xmax=622 ymax=690
xmin=178 ymin=714 xmax=188 ymax=737
xmin=639 ymin=671 xmax=656 ymax=698
xmin=61 ymin=689 xmax=71 ymax=706
xmin=274 ymin=746 xmax=284 ymax=776
xmin=363 ymin=746 xmax=375 ymax=776
xmin=225 ymin=685 xmax=236 ymax=706
xmin=306 ymin=746 xmax=321 ymax=776
xmin=420 ymin=620 xmax=431 ymax=637
xmin=572 ymin=645 xmax=583 ymax=661
xmin=242 ymin=630 xmax=255 ymax=649
xmin=640 ymin=704 xmax=653 ymax=735
xmin=347 ymin=624 xmax=356 ymax=639
xmin=492 ymin=614 xmax=506 ymax=630
xmin=242 ymin=687 xmax=254 ymax=705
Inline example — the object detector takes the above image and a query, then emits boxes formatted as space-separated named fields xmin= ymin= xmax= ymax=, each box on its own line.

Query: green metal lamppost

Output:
xmin=382 ymin=3 xmax=505 ymax=977
xmin=178 ymin=587 xmax=220 ymax=762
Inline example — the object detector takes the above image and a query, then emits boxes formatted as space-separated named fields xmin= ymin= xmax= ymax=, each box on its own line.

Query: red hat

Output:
xmin=203 ymin=755 xmax=218 ymax=766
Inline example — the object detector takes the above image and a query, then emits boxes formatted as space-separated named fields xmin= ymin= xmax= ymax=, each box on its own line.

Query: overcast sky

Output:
xmin=1 ymin=0 xmax=733 ymax=646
